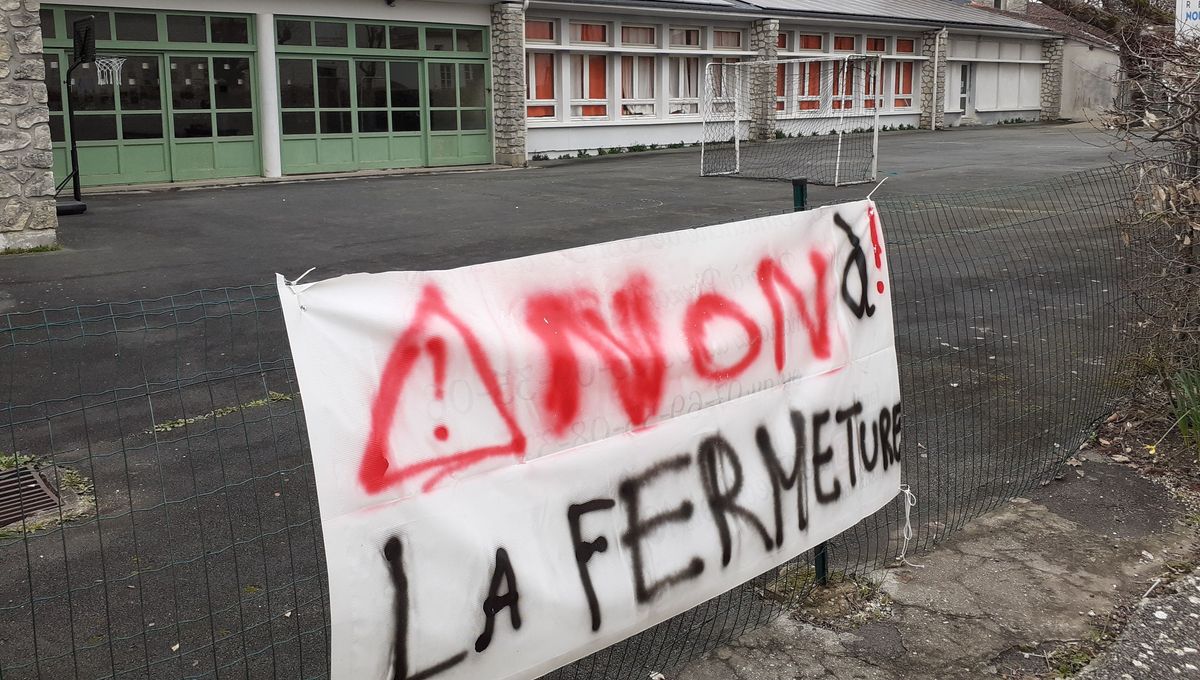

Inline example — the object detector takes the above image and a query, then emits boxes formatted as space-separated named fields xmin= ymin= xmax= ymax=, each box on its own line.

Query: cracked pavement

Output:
xmin=675 ymin=457 xmax=1198 ymax=679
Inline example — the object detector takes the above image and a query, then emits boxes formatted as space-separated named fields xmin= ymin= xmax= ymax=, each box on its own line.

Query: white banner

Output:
xmin=277 ymin=200 xmax=902 ymax=680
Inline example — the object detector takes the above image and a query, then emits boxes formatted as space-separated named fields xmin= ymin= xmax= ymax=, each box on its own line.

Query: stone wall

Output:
xmin=0 ymin=0 xmax=55 ymax=251
xmin=491 ymin=1 xmax=526 ymax=168
xmin=918 ymin=29 xmax=947 ymax=130
xmin=747 ymin=18 xmax=778 ymax=142
xmin=1004 ymin=0 xmax=1029 ymax=12
xmin=1040 ymin=38 xmax=1064 ymax=121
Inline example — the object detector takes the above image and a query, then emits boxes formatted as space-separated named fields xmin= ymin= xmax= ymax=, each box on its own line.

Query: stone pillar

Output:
xmin=1040 ymin=38 xmax=1064 ymax=121
xmin=748 ymin=18 xmax=778 ymax=142
xmin=0 ymin=0 xmax=56 ymax=252
xmin=491 ymin=2 xmax=526 ymax=168
xmin=919 ymin=29 xmax=948 ymax=130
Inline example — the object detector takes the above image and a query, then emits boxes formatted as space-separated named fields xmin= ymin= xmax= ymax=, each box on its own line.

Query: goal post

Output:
xmin=701 ymin=55 xmax=883 ymax=186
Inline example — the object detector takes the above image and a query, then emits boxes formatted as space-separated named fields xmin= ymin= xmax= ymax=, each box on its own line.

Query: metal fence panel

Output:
xmin=0 ymin=164 xmax=1136 ymax=680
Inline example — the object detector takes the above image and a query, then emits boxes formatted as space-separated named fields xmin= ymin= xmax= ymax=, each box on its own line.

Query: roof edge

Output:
xmin=527 ymin=0 xmax=1058 ymax=36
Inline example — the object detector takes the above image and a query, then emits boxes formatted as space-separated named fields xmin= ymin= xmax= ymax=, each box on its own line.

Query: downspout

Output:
xmin=930 ymin=26 xmax=947 ymax=130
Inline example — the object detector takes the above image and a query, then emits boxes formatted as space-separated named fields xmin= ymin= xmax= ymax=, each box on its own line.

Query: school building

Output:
xmin=0 ymin=0 xmax=1097 ymax=249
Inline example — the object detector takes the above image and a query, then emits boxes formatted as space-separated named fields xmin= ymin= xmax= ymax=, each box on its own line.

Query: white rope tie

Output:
xmin=286 ymin=267 xmax=317 ymax=292
xmin=896 ymin=484 xmax=925 ymax=568
xmin=866 ymin=175 xmax=889 ymax=200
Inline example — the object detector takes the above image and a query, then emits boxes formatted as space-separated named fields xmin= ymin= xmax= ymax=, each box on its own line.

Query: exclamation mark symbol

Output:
xmin=868 ymin=205 xmax=886 ymax=294
xmin=427 ymin=337 xmax=450 ymax=442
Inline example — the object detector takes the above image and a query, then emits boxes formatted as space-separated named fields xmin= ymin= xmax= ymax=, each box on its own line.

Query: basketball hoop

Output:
xmin=94 ymin=56 xmax=126 ymax=86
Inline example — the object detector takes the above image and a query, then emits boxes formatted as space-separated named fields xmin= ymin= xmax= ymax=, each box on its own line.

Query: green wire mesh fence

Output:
xmin=0 ymin=163 xmax=1138 ymax=679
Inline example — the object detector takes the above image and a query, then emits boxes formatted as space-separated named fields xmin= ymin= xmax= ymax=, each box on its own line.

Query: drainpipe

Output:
xmin=930 ymin=27 xmax=947 ymax=131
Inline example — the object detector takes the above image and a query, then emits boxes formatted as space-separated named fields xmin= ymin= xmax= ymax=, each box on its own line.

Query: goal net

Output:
xmin=701 ymin=55 xmax=883 ymax=186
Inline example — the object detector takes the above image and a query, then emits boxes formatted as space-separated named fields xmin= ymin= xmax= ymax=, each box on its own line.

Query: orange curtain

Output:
xmin=799 ymin=34 xmax=822 ymax=50
xmin=807 ymin=65 xmax=821 ymax=95
xmin=834 ymin=36 xmax=854 ymax=51
xmin=580 ymin=24 xmax=605 ymax=43
xmin=534 ymin=53 xmax=554 ymax=99
xmin=895 ymin=62 xmax=914 ymax=95
xmin=588 ymin=55 xmax=607 ymax=98
xmin=894 ymin=61 xmax=914 ymax=107
xmin=527 ymin=105 xmax=555 ymax=117
xmin=776 ymin=64 xmax=786 ymax=97
xmin=897 ymin=39 xmax=916 ymax=54
xmin=525 ymin=21 xmax=553 ymax=41
xmin=776 ymin=33 xmax=787 ymax=49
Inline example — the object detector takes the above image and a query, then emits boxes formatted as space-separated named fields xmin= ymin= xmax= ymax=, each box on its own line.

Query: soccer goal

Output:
xmin=701 ymin=55 xmax=883 ymax=186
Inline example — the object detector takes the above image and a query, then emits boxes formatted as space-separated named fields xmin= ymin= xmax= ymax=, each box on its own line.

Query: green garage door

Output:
xmin=276 ymin=17 xmax=492 ymax=174
xmin=44 ymin=6 xmax=260 ymax=187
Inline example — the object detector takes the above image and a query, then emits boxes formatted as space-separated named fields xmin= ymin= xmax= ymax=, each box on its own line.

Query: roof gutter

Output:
xmin=528 ymin=0 xmax=1055 ymax=37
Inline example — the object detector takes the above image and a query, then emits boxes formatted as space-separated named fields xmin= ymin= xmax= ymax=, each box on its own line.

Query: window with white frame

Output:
xmin=670 ymin=27 xmax=700 ymax=47
xmin=526 ymin=51 xmax=556 ymax=118
xmin=866 ymin=36 xmax=887 ymax=53
xmin=796 ymin=61 xmax=822 ymax=111
xmin=776 ymin=31 xmax=789 ymax=51
xmin=525 ymin=19 xmax=555 ymax=43
xmin=709 ymin=56 xmax=740 ymax=113
xmin=896 ymin=37 xmax=917 ymax=54
xmin=713 ymin=30 xmax=742 ymax=49
xmin=833 ymin=35 xmax=856 ymax=52
xmin=571 ymin=53 xmax=608 ymax=118
xmin=621 ymin=25 xmax=656 ymax=47
xmin=832 ymin=59 xmax=855 ymax=109
xmin=797 ymin=33 xmax=823 ymax=50
xmin=669 ymin=56 xmax=699 ymax=114
xmin=893 ymin=60 xmax=915 ymax=108
xmin=620 ymin=55 xmax=656 ymax=116
xmin=775 ymin=62 xmax=788 ymax=111
xmin=778 ymin=61 xmax=822 ymax=114
xmin=863 ymin=60 xmax=882 ymax=109
xmin=571 ymin=22 xmax=609 ymax=45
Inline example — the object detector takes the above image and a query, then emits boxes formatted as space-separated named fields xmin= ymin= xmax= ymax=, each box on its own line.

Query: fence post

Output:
xmin=792 ymin=176 xmax=829 ymax=586
xmin=792 ymin=177 xmax=808 ymax=212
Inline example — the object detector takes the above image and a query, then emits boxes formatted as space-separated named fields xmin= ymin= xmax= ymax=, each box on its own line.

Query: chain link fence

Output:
xmin=0 ymin=163 xmax=1139 ymax=680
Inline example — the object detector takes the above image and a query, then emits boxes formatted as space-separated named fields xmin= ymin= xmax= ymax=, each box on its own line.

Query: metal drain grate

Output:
xmin=0 ymin=465 xmax=61 ymax=527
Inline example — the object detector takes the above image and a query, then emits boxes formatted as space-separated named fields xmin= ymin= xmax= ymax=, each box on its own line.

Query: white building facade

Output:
xmin=18 ymin=0 xmax=1063 ymax=190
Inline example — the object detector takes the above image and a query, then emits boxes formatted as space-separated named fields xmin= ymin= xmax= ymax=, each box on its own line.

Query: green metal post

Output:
xmin=792 ymin=177 xmax=808 ymax=213
xmin=792 ymin=176 xmax=829 ymax=586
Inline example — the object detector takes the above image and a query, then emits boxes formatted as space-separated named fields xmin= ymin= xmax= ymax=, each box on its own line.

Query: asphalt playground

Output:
xmin=1 ymin=122 xmax=1119 ymax=311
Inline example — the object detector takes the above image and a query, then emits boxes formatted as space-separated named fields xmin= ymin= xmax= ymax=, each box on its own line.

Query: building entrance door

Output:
xmin=425 ymin=60 xmax=492 ymax=167
xmin=48 ymin=51 xmax=173 ymax=186
xmin=958 ymin=63 xmax=976 ymax=118
xmin=47 ymin=50 xmax=262 ymax=186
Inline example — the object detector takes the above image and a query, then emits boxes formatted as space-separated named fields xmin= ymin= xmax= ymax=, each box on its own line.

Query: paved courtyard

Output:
xmin=0 ymin=122 xmax=1118 ymax=311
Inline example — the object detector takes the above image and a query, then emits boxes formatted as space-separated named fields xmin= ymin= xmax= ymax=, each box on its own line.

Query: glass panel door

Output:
xmin=959 ymin=63 xmax=974 ymax=115
xmin=50 ymin=51 xmax=171 ymax=186
xmin=353 ymin=59 xmax=425 ymax=170
xmin=280 ymin=57 xmax=428 ymax=174
xmin=167 ymin=54 xmax=260 ymax=181
xmin=425 ymin=59 xmax=491 ymax=167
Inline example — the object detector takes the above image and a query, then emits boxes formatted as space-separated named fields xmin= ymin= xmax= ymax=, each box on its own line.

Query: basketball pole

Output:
xmin=55 ymin=15 xmax=96 ymax=215
xmin=64 ymin=60 xmax=83 ymax=204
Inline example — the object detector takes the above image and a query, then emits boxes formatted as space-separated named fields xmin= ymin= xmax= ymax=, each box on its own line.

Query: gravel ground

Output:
xmin=1082 ymin=567 xmax=1200 ymax=679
